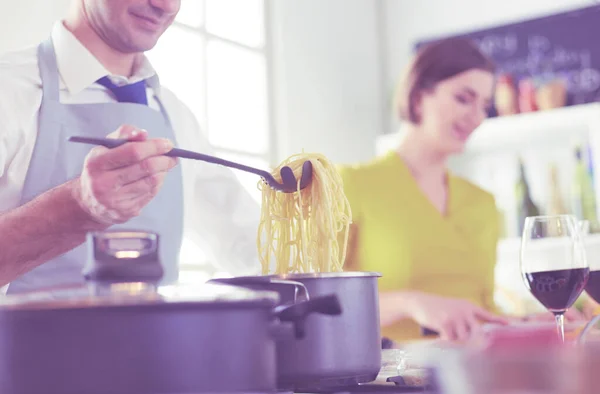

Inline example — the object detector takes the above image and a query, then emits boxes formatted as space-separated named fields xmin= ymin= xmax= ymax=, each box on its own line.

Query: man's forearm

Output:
xmin=0 ymin=178 xmax=109 ymax=286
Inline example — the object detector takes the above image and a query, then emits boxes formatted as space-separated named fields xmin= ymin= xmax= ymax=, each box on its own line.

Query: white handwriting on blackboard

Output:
xmin=476 ymin=34 xmax=518 ymax=57
xmin=475 ymin=33 xmax=591 ymax=74
xmin=474 ymin=33 xmax=600 ymax=94
xmin=498 ymin=49 xmax=592 ymax=77
xmin=566 ymin=68 xmax=600 ymax=94
xmin=528 ymin=35 xmax=551 ymax=53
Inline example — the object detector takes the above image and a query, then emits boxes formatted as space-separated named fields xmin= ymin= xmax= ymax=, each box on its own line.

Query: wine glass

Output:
xmin=520 ymin=215 xmax=589 ymax=342
xmin=578 ymin=220 xmax=600 ymax=306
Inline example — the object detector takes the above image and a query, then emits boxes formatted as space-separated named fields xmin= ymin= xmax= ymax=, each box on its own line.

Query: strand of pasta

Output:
xmin=256 ymin=153 xmax=352 ymax=275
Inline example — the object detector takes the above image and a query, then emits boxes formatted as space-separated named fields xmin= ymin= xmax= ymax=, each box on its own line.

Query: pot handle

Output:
xmin=268 ymin=279 xmax=309 ymax=301
xmin=209 ymin=276 xmax=309 ymax=302
xmin=273 ymin=294 xmax=342 ymax=339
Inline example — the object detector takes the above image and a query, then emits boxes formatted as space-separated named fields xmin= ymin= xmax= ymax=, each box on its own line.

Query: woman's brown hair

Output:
xmin=395 ymin=37 xmax=496 ymax=124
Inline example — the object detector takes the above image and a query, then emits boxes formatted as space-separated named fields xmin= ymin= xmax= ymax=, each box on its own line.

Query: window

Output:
xmin=147 ymin=0 xmax=272 ymax=280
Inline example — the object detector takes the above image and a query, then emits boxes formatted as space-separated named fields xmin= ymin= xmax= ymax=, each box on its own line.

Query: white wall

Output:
xmin=270 ymin=0 xmax=385 ymax=165
xmin=0 ymin=0 xmax=71 ymax=54
xmin=383 ymin=0 xmax=596 ymax=135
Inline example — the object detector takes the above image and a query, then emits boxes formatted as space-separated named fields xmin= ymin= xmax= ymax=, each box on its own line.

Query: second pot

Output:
xmin=212 ymin=272 xmax=382 ymax=390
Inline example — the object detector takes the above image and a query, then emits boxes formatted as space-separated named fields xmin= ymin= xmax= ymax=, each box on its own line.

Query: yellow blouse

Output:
xmin=338 ymin=151 xmax=499 ymax=342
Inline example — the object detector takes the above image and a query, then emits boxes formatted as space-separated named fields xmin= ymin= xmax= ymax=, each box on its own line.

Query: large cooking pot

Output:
xmin=211 ymin=272 xmax=382 ymax=390
xmin=0 ymin=230 xmax=342 ymax=394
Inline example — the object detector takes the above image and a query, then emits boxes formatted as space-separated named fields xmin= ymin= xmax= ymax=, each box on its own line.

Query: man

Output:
xmin=0 ymin=0 xmax=262 ymax=293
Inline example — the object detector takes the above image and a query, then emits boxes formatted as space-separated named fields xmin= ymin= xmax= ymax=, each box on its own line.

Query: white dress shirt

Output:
xmin=0 ymin=22 xmax=262 ymax=277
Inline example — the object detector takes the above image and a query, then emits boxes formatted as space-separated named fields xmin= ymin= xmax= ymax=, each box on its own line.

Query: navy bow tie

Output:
xmin=96 ymin=76 xmax=148 ymax=105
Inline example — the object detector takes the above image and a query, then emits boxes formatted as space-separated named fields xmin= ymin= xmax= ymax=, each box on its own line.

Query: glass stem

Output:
xmin=555 ymin=313 xmax=565 ymax=343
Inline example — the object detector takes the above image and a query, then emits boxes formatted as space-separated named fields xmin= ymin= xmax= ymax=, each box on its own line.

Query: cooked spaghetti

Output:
xmin=257 ymin=153 xmax=352 ymax=274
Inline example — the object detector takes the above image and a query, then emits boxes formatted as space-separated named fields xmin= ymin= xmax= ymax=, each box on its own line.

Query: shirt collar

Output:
xmin=51 ymin=21 xmax=160 ymax=96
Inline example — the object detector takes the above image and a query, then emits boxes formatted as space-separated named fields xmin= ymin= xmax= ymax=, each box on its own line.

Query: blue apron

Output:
xmin=7 ymin=38 xmax=184 ymax=293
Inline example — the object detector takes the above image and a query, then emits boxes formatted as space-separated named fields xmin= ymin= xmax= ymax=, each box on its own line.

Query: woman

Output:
xmin=338 ymin=37 xmax=508 ymax=343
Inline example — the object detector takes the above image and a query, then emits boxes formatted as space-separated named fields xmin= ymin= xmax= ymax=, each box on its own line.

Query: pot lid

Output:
xmin=0 ymin=282 xmax=280 ymax=311
xmin=0 ymin=229 xmax=280 ymax=311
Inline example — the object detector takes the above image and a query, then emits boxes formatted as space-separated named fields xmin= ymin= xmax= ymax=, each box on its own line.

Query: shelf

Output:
xmin=464 ymin=103 xmax=600 ymax=154
xmin=376 ymin=103 xmax=600 ymax=156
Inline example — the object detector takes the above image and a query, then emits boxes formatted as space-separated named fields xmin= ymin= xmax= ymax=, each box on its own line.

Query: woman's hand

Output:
xmin=404 ymin=292 xmax=509 ymax=342
xmin=524 ymin=308 xmax=587 ymax=323
xmin=582 ymin=297 xmax=600 ymax=320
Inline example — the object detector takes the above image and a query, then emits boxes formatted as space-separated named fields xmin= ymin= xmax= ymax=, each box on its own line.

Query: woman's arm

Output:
xmin=380 ymin=290 xmax=509 ymax=341
xmin=379 ymin=290 xmax=422 ymax=326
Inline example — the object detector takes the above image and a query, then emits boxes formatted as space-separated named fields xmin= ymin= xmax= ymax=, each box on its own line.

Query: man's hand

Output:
xmin=73 ymin=125 xmax=178 ymax=224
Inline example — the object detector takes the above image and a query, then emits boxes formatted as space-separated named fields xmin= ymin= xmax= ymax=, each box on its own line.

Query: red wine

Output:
xmin=523 ymin=268 xmax=589 ymax=312
xmin=585 ymin=270 xmax=600 ymax=304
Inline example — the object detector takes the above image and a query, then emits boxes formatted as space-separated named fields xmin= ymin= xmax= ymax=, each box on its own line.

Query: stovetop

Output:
xmin=295 ymin=385 xmax=431 ymax=393
xmin=185 ymin=382 xmax=434 ymax=394
xmin=287 ymin=375 xmax=435 ymax=394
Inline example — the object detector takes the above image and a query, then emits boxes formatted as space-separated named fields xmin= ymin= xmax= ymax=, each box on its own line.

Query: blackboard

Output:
xmin=415 ymin=5 xmax=600 ymax=114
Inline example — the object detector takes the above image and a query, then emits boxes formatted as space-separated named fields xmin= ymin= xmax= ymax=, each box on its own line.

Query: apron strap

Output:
xmin=146 ymin=74 xmax=174 ymax=130
xmin=37 ymin=38 xmax=61 ymax=102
